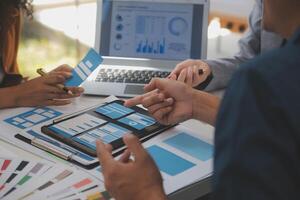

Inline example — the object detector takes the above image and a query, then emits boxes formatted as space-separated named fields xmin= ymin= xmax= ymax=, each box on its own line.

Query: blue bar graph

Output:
xmin=136 ymin=38 xmax=166 ymax=54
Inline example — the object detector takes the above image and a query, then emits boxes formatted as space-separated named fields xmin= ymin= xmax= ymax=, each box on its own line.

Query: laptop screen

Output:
xmin=99 ymin=1 xmax=205 ymax=61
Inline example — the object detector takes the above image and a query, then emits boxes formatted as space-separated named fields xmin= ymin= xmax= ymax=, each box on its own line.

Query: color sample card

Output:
xmin=74 ymin=123 xmax=130 ymax=149
xmin=4 ymin=108 xmax=62 ymax=129
xmin=65 ymin=48 xmax=103 ymax=87
xmin=46 ymin=178 xmax=93 ymax=199
xmin=0 ymin=161 xmax=29 ymax=193
xmin=118 ymin=113 xmax=156 ymax=130
xmin=0 ymin=160 xmax=12 ymax=172
xmin=49 ymin=114 xmax=106 ymax=138
xmin=1 ymin=163 xmax=50 ymax=198
xmin=147 ymin=145 xmax=195 ymax=176
xmin=0 ymin=157 xmax=110 ymax=200
xmin=95 ymin=103 xmax=134 ymax=119
xmin=164 ymin=133 xmax=213 ymax=161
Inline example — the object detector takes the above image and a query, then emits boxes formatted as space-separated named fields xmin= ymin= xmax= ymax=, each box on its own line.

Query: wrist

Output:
xmin=191 ymin=89 xmax=200 ymax=119
xmin=191 ymin=90 xmax=220 ymax=126
xmin=0 ymin=86 xmax=19 ymax=108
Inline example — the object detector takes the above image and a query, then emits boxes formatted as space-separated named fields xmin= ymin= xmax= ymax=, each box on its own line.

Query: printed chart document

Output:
xmin=142 ymin=125 xmax=213 ymax=194
xmin=88 ymin=123 xmax=214 ymax=195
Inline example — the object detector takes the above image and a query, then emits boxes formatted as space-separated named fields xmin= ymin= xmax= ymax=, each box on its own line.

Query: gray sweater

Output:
xmin=205 ymin=0 xmax=283 ymax=91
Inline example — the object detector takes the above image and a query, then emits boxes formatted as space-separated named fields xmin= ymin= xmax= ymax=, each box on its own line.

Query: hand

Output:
xmin=49 ymin=64 xmax=84 ymax=95
xmin=11 ymin=67 xmax=83 ymax=107
xmin=97 ymin=134 xmax=166 ymax=200
xmin=125 ymin=78 xmax=195 ymax=125
xmin=169 ymin=59 xmax=211 ymax=87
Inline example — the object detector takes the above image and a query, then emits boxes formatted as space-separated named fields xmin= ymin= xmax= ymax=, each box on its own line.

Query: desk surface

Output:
xmin=0 ymin=91 xmax=221 ymax=199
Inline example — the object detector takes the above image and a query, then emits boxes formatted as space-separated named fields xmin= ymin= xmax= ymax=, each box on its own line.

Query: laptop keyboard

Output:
xmin=95 ymin=68 xmax=170 ymax=84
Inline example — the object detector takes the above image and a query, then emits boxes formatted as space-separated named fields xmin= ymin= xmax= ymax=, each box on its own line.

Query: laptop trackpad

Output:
xmin=124 ymin=85 xmax=145 ymax=95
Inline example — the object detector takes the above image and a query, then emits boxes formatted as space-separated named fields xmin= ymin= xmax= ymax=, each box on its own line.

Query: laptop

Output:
xmin=83 ymin=0 xmax=209 ymax=97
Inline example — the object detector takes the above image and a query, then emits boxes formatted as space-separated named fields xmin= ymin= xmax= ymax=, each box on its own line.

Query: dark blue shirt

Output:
xmin=213 ymin=28 xmax=300 ymax=200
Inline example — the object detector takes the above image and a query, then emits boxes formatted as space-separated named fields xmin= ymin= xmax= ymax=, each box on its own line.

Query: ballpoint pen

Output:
xmin=36 ymin=68 xmax=73 ymax=95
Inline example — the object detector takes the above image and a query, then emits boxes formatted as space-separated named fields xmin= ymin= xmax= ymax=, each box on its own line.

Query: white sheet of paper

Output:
xmin=141 ymin=125 xmax=214 ymax=195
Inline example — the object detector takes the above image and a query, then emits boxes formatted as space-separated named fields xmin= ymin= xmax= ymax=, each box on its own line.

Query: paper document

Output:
xmin=0 ymin=157 xmax=111 ymax=200
xmin=142 ymin=125 xmax=214 ymax=194
xmin=65 ymin=48 xmax=103 ymax=87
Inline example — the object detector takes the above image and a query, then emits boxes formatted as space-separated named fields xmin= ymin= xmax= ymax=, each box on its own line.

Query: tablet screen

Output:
xmin=43 ymin=100 xmax=172 ymax=157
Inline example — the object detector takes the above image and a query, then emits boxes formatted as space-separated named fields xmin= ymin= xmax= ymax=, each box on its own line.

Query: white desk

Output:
xmin=0 ymin=92 xmax=220 ymax=200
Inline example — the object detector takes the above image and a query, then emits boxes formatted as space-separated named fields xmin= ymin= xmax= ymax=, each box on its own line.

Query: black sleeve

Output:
xmin=212 ymin=66 xmax=300 ymax=200
xmin=0 ymin=74 xmax=23 ymax=88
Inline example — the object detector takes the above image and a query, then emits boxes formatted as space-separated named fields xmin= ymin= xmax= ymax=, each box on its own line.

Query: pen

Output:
xmin=36 ymin=68 xmax=73 ymax=95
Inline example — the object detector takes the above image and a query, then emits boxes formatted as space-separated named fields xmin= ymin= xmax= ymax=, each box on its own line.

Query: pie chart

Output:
xmin=168 ymin=17 xmax=188 ymax=36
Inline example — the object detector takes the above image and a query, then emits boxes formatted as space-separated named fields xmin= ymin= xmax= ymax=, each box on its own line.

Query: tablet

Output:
xmin=41 ymin=100 xmax=173 ymax=157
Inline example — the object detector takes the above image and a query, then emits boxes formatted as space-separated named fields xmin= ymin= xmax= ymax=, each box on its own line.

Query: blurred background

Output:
xmin=19 ymin=0 xmax=254 ymax=78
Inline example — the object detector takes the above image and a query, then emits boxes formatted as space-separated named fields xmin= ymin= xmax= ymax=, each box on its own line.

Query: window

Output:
xmin=18 ymin=0 xmax=96 ymax=78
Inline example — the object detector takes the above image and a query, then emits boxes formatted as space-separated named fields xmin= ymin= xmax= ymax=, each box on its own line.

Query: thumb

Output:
xmin=123 ymin=134 xmax=146 ymax=161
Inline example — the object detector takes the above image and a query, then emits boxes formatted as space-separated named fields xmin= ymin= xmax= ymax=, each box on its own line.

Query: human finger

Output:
xmin=144 ymin=78 xmax=170 ymax=93
xmin=51 ymin=64 xmax=73 ymax=73
xmin=152 ymin=106 xmax=173 ymax=125
xmin=124 ymin=89 xmax=159 ymax=107
xmin=66 ymin=87 xmax=85 ymax=95
xmin=122 ymin=134 xmax=146 ymax=161
xmin=44 ymin=92 xmax=75 ymax=100
xmin=118 ymin=149 xmax=131 ymax=163
xmin=177 ymin=69 xmax=187 ymax=83
xmin=50 ymin=71 xmax=73 ymax=80
xmin=43 ymin=74 xmax=66 ymax=85
xmin=96 ymin=140 xmax=114 ymax=170
xmin=142 ymin=92 xmax=165 ymax=108
xmin=170 ymin=59 xmax=196 ymax=77
xmin=147 ymin=98 xmax=174 ymax=114
xmin=168 ymin=74 xmax=177 ymax=80
xmin=43 ymin=99 xmax=72 ymax=106
xmin=186 ymin=67 xmax=193 ymax=86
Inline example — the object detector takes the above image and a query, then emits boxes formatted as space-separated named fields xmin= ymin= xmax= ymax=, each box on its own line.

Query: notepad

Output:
xmin=65 ymin=48 xmax=103 ymax=87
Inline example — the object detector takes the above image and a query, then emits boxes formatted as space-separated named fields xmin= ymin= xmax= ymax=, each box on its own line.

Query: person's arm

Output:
xmin=213 ymin=63 xmax=300 ymax=200
xmin=169 ymin=1 xmax=263 ymax=91
xmin=191 ymin=90 xmax=220 ymax=125
xmin=0 ymin=87 xmax=18 ymax=108
xmin=0 ymin=65 xmax=84 ymax=109
xmin=125 ymin=78 xmax=220 ymax=126
xmin=203 ymin=0 xmax=263 ymax=91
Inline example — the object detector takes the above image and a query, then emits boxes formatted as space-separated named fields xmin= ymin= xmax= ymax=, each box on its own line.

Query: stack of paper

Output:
xmin=0 ymin=157 xmax=111 ymax=200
